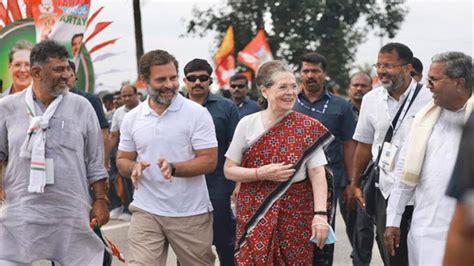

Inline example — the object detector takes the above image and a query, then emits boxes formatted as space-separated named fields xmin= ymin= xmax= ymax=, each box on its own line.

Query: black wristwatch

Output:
xmin=169 ymin=162 xmax=176 ymax=176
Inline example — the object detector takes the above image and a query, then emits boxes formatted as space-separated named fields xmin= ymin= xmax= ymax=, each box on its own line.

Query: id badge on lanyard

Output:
xmin=378 ymin=142 xmax=399 ymax=171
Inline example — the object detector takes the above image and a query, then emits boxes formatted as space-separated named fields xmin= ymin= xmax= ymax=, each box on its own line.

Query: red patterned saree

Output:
xmin=235 ymin=111 xmax=334 ymax=265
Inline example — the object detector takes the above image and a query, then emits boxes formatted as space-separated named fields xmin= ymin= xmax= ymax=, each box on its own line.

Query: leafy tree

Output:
xmin=186 ymin=0 xmax=407 ymax=91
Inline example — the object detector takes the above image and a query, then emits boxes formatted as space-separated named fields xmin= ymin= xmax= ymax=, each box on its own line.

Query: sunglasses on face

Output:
xmin=186 ymin=75 xmax=210 ymax=82
xmin=230 ymin=84 xmax=246 ymax=89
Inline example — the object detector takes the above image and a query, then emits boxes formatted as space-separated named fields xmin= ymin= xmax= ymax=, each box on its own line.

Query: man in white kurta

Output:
xmin=0 ymin=40 xmax=109 ymax=265
xmin=385 ymin=52 xmax=473 ymax=265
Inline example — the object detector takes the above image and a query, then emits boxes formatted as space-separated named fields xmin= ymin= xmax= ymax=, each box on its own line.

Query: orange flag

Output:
xmin=84 ymin=21 xmax=112 ymax=44
xmin=86 ymin=6 xmax=103 ymax=29
xmin=7 ymin=0 xmax=22 ymax=21
xmin=24 ymin=0 xmax=33 ymax=18
xmin=0 ymin=3 xmax=11 ymax=25
xmin=214 ymin=26 xmax=236 ymax=88
xmin=238 ymin=30 xmax=273 ymax=72
xmin=89 ymin=38 xmax=119 ymax=54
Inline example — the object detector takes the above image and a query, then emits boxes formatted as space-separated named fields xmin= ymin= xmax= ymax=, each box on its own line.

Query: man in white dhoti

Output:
xmin=0 ymin=40 xmax=109 ymax=265
xmin=384 ymin=51 xmax=472 ymax=265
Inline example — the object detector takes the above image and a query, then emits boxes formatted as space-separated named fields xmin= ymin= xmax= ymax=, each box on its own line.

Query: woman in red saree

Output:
xmin=224 ymin=60 xmax=334 ymax=264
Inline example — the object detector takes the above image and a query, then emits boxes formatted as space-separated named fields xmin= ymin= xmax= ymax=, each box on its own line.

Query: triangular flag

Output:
xmin=238 ymin=30 xmax=273 ymax=72
xmin=89 ymin=38 xmax=119 ymax=54
xmin=8 ymin=0 xmax=22 ymax=21
xmin=24 ymin=0 xmax=33 ymax=18
xmin=86 ymin=6 xmax=104 ymax=29
xmin=0 ymin=3 xmax=11 ymax=25
xmin=84 ymin=21 xmax=112 ymax=44
xmin=214 ymin=26 xmax=236 ymax=88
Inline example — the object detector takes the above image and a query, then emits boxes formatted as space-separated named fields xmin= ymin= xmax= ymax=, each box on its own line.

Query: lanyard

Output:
xmin=296 ymin=94 xmax=331 ymax=114
xmin=384 ymin=84 xmax=416 ymax=138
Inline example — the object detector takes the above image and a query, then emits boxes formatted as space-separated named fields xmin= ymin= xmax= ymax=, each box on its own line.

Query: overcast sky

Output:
xmin=89 ymin=0 xmax=473 ymax=92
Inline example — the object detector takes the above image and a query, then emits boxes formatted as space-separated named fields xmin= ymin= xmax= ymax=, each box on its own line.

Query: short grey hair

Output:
xmin=256 ymin=60 xmax=293 ymax=88
xmin=432 ymin=52 xmax=472 ymax=89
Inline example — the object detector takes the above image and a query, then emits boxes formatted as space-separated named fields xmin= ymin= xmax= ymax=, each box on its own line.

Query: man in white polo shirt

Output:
xmin=116 ymin=49 xmax=218 ymax=265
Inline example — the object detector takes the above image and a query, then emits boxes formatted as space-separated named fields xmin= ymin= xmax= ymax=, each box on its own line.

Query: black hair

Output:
xmin=30 ymin=40 xmax=69 ymax=66
xmin=230 ymin=73 xmax=248 ymax=83
xmin=139 ymin=50 xmax=179 ymax=82
xmin=299 ymin=52 xmax=327 ymax=71
xmin=102 ymin=93 xmax=114 ymax=103
xmin=183 ymin=58 xmax=213 ymax=76
xmin=411 ymin=57 xmax=423 ymax=74
xmin=379 ymin=42 xmax=413 ymax=65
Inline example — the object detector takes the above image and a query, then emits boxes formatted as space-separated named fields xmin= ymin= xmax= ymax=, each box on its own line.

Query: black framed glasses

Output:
xmin=230 ymin=84 xmax=246 ymax=89
xmin=186 ymin=75 xmax=210 ymax=82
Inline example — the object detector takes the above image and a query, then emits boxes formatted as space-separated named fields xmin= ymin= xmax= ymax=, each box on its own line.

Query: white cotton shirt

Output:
xmin=387 ymin=107 xmax=463 ymax=265
xmin=353 ymin=79 xmax=432 ymax=200
xmin=110 ymin=105 xmax=130 ymax=132
xmin=119 ymin=93 xmax=217 ymax=217
xmin=225 ymin=111 xmax=327 ymax=169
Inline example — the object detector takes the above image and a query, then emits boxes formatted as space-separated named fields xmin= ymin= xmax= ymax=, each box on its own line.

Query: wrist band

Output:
xmin=255 ymin=168 xmax=259 ymax=180
xmin=314 ymin=211 xmax=327 ymax=216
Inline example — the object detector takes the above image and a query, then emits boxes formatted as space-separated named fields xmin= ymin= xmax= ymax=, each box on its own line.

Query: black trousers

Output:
xmin=375 ymin=188 xmax=413 ymax=266
xmin=210 ymin=197 xmax=236 ymax=266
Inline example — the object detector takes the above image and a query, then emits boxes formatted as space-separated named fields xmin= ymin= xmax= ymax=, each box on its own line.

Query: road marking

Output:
xmin=103 ymin=222 xmax=130 ymax=231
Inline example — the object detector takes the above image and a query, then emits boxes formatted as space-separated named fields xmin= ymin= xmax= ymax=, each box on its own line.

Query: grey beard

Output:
xmin=148 ymin=87 xmax=175 ymax=105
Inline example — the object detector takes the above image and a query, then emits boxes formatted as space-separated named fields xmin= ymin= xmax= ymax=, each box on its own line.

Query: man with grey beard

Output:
xmin=116 ymin=50 xmax=218 ymax=265
xmin=346 ymin=43 xmax=431 ymax=266
xmin=0 ymin=40 xmax=109 ymax=264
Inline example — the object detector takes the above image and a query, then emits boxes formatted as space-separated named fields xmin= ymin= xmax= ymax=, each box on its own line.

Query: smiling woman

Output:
xmin=224 ymin=60 xmax=334 ymax=265
xmin=5 ymin=40 xmax=33 ymax=96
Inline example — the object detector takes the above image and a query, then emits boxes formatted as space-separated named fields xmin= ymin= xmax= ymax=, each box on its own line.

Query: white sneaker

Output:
xmin=118 ymin=212 xmax=132 ymax=221
xmin=109 ymin=206 xmax=123 ymax=220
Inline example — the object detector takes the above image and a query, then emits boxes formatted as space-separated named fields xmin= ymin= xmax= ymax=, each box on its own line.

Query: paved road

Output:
xmin=31 ymin=205 xmax=383 ymax=265
xmin=101 ymin=206 xmax=384 ymax=266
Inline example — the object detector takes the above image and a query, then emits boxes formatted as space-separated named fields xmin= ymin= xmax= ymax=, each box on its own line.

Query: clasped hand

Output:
xmin=257 ymin=163 xmax=295 ymax=182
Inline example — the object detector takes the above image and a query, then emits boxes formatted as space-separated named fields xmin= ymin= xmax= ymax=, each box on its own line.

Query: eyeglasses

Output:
xmin=427 ymin=77 xmax=450 ymax=86
xmin=230 ymin=84 xmax=246 ymax=89
xmin=275 ymin=84 xmax=298 ymax=92
xmin=372 ymin=63 xmax=408 ymax=70
xmin=186 ymin=75 xmax=210 ymax=82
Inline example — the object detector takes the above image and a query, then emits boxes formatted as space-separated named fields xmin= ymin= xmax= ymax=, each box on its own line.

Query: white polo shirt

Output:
xmin=110 ymin=105 xmax=130 ymax=132
xmin=119 ymin=93 xmax=217 ymax=217
xmin=353 ymin=79 xmax=432 ymax=200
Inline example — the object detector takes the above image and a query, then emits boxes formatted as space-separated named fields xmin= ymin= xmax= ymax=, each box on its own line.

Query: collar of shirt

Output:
xmin=203 ymin=92 xmax=218 ymax=106
xmin=298 ymin=88 xmax=332 ymax=104
xmin=141 ymin=93 xmax=183 ymax=116
xmin=185 ymin=91 xmax=217 ymax=106
xmin=237 ymin=97 xmax=250 ymax=108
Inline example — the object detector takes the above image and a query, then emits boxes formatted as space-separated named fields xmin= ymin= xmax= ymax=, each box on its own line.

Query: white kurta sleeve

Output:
xmin=386 ymin=181 xmax=415 ymax=227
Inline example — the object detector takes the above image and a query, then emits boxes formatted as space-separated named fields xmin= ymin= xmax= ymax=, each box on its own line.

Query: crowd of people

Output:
xmin=0 ymin=39 xmax=472 ymax=266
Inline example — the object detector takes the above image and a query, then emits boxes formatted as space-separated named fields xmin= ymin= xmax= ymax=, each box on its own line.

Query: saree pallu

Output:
xmin=235 ymin=111 xmax=334 ymax=265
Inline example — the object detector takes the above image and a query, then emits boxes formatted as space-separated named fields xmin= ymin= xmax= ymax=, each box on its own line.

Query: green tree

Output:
xmin=186 ymin=0 xmax=407 ymax=91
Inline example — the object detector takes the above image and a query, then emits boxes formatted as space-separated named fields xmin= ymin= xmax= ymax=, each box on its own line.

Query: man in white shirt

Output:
xmin=105 ymin=84 xmax=139 ymax=221
xmin=116 ymin=50 xmax=218 ymax=265
xmin=346 ymin=42 xmax=432 ymax=266
xmin=384 ymin=52 xmax=472 ymax=265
